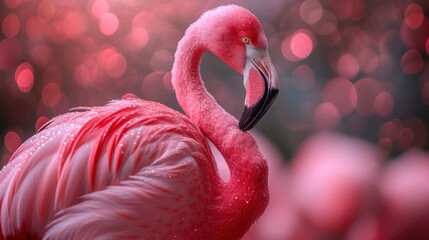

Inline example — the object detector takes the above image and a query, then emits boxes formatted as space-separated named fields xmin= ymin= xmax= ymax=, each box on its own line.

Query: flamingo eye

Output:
xmin=241 ymin=36 xmax=250 ymax=44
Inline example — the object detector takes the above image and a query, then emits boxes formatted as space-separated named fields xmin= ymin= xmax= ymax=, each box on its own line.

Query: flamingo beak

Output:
xmin=239 ymin=47 xmax=279 ymax=131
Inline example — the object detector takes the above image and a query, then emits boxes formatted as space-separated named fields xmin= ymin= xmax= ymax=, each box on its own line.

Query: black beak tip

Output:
xmin=239 ymin=106 xmax=254 ymax=131
xmin=239 ymin=88 xmax=279 ymax=131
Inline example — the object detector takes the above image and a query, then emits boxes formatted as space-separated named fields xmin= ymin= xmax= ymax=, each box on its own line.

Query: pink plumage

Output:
xmin=0 ymin=5 xmax=278 ymax=239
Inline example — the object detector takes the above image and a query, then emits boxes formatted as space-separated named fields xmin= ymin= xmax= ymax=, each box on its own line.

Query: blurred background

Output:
xmin=1 ymin=0 xmax=429 ymax=239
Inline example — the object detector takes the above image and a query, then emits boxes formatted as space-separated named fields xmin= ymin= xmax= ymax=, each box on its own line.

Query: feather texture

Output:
xmin=1 ymin=99 xmax=219 ymax=238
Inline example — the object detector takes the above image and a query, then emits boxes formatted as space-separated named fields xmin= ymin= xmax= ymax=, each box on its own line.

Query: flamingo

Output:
xmin=243 ymin=132 xmax=383 ymax=240
xmin=376 ymin=150 xmax=429 ymax=240
xmin=290 ymin=132 xmax=381 ymax=235
xmin=0 ymin=5 xmax=278 ymax=240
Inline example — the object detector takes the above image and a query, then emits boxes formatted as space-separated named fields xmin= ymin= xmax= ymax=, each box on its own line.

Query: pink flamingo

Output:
xmin=290 ymin=132 xmax=382 ymax=236
xmin=376 ymin=150 xmax=429 ymax=240
xmin=0 ymin=5 xmax=278 ymax=239
xmin=243 ymin=132 xmax=383 ymax=240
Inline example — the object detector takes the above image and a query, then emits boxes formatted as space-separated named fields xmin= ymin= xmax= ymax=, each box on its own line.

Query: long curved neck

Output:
xmin=171 ymin=26 xmax=268 ymax=238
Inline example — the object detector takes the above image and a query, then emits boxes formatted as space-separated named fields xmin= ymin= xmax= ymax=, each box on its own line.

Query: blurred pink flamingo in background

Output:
xmin=345 ymin=150 xmax=429 ymax=240
xmin=290 ymin=132 xmax=383 ymax=236
xmin=240 ymin=132 xmax=429 ymax=240
xmin=375 ymin=150 xmax=429 ymax=240
xmin=242 ymin=131 xmax=384 ymax=240
xmin=0 ymin=5 xmax=278 ymax=239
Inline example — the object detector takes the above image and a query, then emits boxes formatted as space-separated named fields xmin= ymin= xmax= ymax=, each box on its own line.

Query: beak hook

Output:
xmin=239 ymin=49 xmax=278 ymax=131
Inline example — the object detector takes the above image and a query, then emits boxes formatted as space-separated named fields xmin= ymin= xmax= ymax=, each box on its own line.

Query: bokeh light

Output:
xmin=92 ymin=0 xmax=109 ymax=18
xmin=26 ymin=16 xmax=47 ymax=41
xmin=5 ymin=0 xmax=22 ymax=9
xmin=282 ymin=29 xmax=315 ymax=62
xmin=374 ymin=91 xmax=394 ymax=116
xmin=300 ymin=0 xmax=323 ymax=25
xmin=63 ymin=12 xmax=88 ymax=38
xmin=322 ymin=77 xmax=357 ymax=116
xmin=99 ymin=13 xmax=119 ymax=36
xmin=2 ymin=14 xmax=20 ymax=38
xmin=3 ymin=131 xmax=21 ymax=153
xmin=15 ymin=62 xmax=34 ymax=93
xmin=290 ymin=31 xmax=314 ymax=59
xmin=336 ymin=53 xmax=359 ymax=79
xmin=313 ymin=102 xmax=340 ymax=130
xmin=401 ymin=49 xmax=424 ymax=74
xmin=404 ymin=3 xmax=424 ymax=30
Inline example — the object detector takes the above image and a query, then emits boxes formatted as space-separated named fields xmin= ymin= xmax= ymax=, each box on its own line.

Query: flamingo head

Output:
xmin=198 ymin=5 xmax=279 ymax=131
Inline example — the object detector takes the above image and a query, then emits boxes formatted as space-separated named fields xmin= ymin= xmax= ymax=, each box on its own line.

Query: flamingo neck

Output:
xmin=171 ymin=27 xmax=268 ymax=238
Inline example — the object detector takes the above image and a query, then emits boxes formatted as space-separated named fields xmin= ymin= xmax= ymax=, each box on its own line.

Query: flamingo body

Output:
xmin=0 ymin=5 xmax=278 ymax=239
xmin=378 ymin=150 xmax=429 ymax=240
xmin=1 ymin=99 xmax=218 ymax=239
